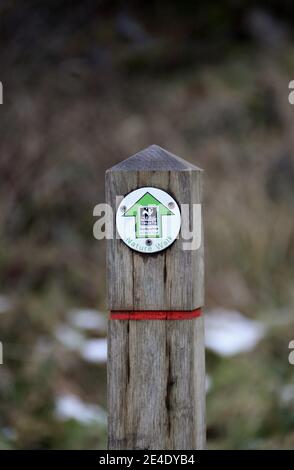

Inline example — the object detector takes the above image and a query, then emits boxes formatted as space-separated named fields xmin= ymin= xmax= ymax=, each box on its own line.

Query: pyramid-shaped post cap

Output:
xmin=108 ymin=145 xmax=202 ymax=172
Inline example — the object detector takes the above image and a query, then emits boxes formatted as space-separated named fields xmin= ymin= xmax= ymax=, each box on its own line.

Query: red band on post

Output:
xmin=110 ymin=308 xmax=202 ymax=320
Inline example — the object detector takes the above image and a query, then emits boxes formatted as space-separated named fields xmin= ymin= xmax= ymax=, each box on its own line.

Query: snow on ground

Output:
xmin=55 ymin=394 xmax=106 ymax=425
xmin=68 ymin=309 xmax=107 ymax=332
xmin=205 ymin=308 xmax=265 ymax=357
xmin=55 ymin=324 xmax=85 ymax=351
xmin=55 ymin=323 xmax=107 ymax=363
xmin=80 ymin=338 xmax=107 ymax=363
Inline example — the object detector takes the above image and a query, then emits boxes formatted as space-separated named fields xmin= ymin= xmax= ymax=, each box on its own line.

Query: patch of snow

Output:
xmin=0 ymin=295 xmax=13 ymax=314
xmin=68 ymin=309 xmax=107 ymax=332
xmin=205 ymin=308 xmax=265 ymax=357
xmin=80 ymin=338 xmax=107 ymax=363
xmin=55 ymin=325 xmax=85 ymax=351
xmin=55 ymin=394 xmax=106 ymax=425
xmin=55 ymin=323 xmax=107 ymax=363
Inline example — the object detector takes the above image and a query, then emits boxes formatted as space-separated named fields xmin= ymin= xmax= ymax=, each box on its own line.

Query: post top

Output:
xmin=108 ymin=145 xmax=203 ymax=172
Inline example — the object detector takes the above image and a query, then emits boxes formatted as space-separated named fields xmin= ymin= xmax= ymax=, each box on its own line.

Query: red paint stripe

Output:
xmin=110 ymin=308 xmax=202 ymax=320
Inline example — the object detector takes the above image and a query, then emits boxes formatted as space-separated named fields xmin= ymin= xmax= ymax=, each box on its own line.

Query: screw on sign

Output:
xmin=106 ymin=145 xmax=205 ymax=450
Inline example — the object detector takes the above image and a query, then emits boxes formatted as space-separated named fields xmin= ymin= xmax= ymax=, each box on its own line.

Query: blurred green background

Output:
xmin=0 ymin=0 xmax=294 ymax=449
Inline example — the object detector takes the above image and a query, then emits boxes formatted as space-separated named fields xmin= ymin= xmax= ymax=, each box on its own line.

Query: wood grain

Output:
xmin=106 ymin=145 xmax=204 ymax=311
xmin=106 ymin=145 xmax=205 ymax=450
xmin=108 ymin=317 xmax=205 ymax=450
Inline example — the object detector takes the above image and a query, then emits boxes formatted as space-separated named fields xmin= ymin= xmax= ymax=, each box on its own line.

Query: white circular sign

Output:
xmin=116 ymin=187 xmax=181 ymax=254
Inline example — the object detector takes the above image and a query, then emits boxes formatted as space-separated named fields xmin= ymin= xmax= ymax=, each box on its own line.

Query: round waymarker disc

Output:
xmin=116 ymin=187 xmax=181 ymax=254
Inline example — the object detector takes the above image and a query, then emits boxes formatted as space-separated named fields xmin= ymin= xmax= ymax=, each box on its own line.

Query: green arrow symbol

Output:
xmin=123 ymin=192 xmax=174 ymax=238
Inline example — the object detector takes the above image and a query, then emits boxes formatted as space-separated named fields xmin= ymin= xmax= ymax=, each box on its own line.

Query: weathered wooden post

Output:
xmin=106 ymin=145 xmax=205 ymax=450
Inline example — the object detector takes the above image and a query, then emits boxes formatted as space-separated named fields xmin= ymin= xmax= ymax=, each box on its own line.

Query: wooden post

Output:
xmin=106 ymin=145 xmax=205 ymax=450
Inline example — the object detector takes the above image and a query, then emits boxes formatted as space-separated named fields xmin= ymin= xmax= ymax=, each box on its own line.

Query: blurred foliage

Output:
xmin=0 ymin=0 xmax=294 ymax=449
